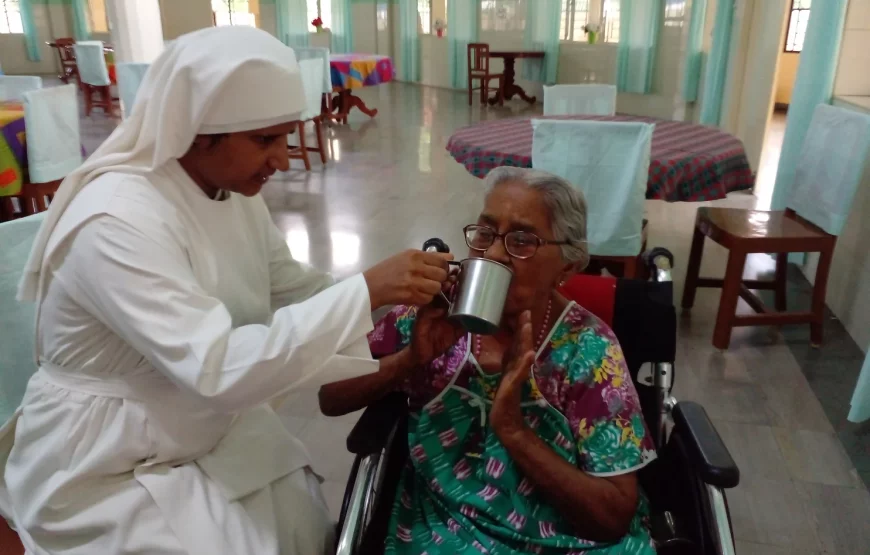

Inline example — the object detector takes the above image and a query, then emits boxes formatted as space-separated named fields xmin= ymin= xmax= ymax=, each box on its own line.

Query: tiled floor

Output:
xmin=72 ymin=82 xmax=870 ymax=552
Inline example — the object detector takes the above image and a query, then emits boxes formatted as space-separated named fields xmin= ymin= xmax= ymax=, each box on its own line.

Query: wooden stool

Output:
xmin=682 ymin=207 xmax=836 ymax=350
xmin=288 ymin=117 xmax=328 ymax=171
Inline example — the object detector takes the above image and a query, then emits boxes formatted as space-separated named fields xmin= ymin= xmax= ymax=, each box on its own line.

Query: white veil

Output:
xmin=18 ymin=26 xmax=306 ymax=301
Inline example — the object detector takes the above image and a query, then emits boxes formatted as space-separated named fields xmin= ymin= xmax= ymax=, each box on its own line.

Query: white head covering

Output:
xmin=18 ymin=26 xmax=305 ymax=301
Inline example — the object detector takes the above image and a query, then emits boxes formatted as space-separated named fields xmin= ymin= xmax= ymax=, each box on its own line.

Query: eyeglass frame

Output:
xmin=463 ymin=224 xmax=570 ymax=260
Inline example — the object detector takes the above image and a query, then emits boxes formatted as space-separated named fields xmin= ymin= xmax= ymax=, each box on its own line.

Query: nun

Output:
xmin=0 ymin=26 xmax=451 ymax=554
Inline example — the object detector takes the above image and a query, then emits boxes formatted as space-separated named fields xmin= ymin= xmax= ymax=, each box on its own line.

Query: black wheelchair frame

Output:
xmin=335 ymin=250 xmax=740 ymax=555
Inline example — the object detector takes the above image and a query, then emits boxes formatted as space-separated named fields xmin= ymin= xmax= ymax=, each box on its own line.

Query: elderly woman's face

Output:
xmin=472 ymin=180 xmax=571 ymax=317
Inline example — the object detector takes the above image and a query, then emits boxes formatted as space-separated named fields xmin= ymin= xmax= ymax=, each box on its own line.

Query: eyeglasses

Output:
xmin=463 ymin=224 xmax=569 ymax=260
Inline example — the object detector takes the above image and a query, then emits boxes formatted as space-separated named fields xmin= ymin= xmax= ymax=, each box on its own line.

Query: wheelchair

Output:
xmin=335 ymin=249 xmax=740 ymax=555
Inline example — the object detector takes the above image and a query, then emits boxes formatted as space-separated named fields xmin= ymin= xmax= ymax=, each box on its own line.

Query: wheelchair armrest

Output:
xmin=346 ymin=392 xmax=408 ymax=456
xmin=672 ymin=401 xmax=740 ymax=489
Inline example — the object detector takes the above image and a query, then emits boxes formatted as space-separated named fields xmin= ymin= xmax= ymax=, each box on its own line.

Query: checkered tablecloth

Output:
xmin=446 ymin=115 xmax=755 ymax=202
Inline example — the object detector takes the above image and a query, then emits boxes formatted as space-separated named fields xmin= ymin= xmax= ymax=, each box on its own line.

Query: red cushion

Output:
xmin=558 ymin=274 xmax=617 ymax=327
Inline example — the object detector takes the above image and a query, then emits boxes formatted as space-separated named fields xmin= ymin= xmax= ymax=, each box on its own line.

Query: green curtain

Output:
xmin=698 ymin=0 xmax=734 ymax=125
xmin=682 ymin=0 xmax=707 ymax=102
xmin=616 ymin=0 xmax=662 ymax=94
xmin=331 ymin=0 xmax=354 ymax=53
xmin=20 ymin=0 xmax=41 ymax=62
xmin=522 ymin=0 xmax=560 ymax=83
xmin=71 ymin=0 xmax=91 ymax=41
xmin=447 ymin=0 xmax=479 ymax=89
xmin=276 ymin=0 xmax=310 ymax=49
xmin=771 ymin=0 xmax=847 ymax=211
xmin=398 ymin=0 xmax=420 ymax=81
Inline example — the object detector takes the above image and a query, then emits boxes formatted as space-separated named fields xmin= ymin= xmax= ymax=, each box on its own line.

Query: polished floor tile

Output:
xmin=797 ymin=482 xmax=870 ymax=555
xmin=728 ymin=476 xmax=822 ymax=549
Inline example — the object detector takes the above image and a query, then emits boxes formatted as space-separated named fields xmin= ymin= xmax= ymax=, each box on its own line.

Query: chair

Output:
xmin=294 ymin=47 xmax=333 ymax=119
xmin=531 ymin=119 xmax=653 ymax=278
xmin=73 ymin=41 xmax=116 ymax=116
xmin=543 ymin=84 xmax=617 ymax=116
xmin=682 ymin=104 xmax=870 ymax=349
xmin=0 ymin=212 xmax=45 ymax=555
xmin=336 ymin=249 xmax=740 ymax=555
xmin=467 ymin=43 xmax=503 ymax=107
xmin=50 ymin=38 xmax=78 ymax=83
xmin=20 ymin=85 xmax=82 ymax=214
xmin=0 ymin=76 xmax=43 ymax=103
xmin=116 ymin=62 xmax=150 ymax=119
xmin=288 ymin=59 xmax=328 ymax=171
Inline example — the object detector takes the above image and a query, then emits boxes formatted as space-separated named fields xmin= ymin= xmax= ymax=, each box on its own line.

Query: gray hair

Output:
xmin=482 ymin=166 xmax=589 ymax=269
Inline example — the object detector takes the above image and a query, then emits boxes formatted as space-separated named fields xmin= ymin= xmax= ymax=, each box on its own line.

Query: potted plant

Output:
xmin=583 ymin=23 xmax=600 ymax=44
xmin=311 ymin=17 xmax=324 ymax=33
xmin=434 ymin=19 xmax=446 ymax=38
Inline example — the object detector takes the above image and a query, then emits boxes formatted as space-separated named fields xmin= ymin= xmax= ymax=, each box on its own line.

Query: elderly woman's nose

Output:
xmin=484 ymin=238 xmax=511 ymax=264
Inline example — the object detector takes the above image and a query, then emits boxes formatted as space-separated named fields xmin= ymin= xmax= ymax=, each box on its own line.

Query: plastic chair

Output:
xmin=0 ymin=76 xmax=43 ymax=103
xmin=532 ymin=118 xmax=653 ymax=278
xmin=116 ymin=62 xmax=150 ymax=119
xmin=683 ymin=103 xmax=870 ymax=349
xmin=21 ymin=85 xmax=81 ymax=214
xmin=288 ymin=59 xmax=329 ymax=171
xmin=543 ymin=84 xmax=617 ymax=116
xmin=335 ymin=250 xmax=740 ymax=555
xmin=467 ymin=43 xmax=504 ymax=107
xmin=0 ymin=213 xmax=44 ymax=555
xmin=73 ymin=41 xmax=116 ymax=116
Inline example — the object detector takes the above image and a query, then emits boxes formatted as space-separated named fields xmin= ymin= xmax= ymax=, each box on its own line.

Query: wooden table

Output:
xmin=488 ymin=50 xmax=545 ymax=105
xmin=328 ymin=54 xmax=395 ymax=124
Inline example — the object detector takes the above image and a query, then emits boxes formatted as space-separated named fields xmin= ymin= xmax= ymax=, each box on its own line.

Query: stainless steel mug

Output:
xmin=423 ymin=239 xmax=513 ymax=335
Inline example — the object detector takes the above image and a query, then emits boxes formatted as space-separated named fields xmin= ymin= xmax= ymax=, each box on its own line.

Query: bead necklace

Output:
xmin=473 ymin=297 xmax=554 ymax=361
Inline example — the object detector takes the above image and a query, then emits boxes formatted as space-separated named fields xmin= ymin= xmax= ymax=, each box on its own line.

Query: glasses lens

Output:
xmin=466 ymin=226 xmax=494 ymax=250
xmin=505 ymin=232 xmax=539 ymax=258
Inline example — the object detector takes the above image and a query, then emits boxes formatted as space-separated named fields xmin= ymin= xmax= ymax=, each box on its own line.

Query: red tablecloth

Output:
xmin=446 ymin=115 xmax=755 ymax=202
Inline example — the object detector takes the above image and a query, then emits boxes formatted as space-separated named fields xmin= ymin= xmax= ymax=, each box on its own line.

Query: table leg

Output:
xmin=490 ymin=56 xmax=537 ymax=105
xmin=329 ymin=90 xmax=379 ymax=124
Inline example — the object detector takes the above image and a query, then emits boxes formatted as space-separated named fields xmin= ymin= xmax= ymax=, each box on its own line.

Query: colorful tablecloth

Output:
xmin=0 ymin=102 xmax=26 ymax=197
xmin=446 ymin=115 xmax=755 ymax=202
xmin=329 ymin=54 xmax=394 ymax=92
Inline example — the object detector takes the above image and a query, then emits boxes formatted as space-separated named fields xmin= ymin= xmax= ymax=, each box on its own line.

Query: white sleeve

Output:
xmin=266 ymin=219 xmax=335 ymax=311
xmin=60 ymin=216 xmax=378 ymax=413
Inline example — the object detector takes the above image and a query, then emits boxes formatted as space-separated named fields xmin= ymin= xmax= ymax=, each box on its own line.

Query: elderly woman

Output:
xmin=0 ymin=27 xmax=452 ymax=555
xmin=320 ymin=167 xmax=657 ymax=554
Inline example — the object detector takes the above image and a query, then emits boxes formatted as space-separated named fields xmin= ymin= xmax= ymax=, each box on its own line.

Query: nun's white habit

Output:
xmin=0 ymin=27 xmax=376 ymax=554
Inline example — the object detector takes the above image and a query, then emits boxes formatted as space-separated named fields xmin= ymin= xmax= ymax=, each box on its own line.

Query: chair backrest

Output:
xmin=543 ymin=84 xmax=617 ymax=116
xmin=116 ymin=62 xmax=150 ymax=119
xmin=23 ymin=85 xmax=82 ymax=184
xmin=294 ymin=47 xmax=333 ymax=94
xmin=468 ymin=43 xmax=491 ymax=74
xmin=0 ymin=76 xmax=43 ymax=103
xmin=298 ymin=59 xmax=325 ymax=121
xmin=73 ymin=41 xmax=111 ymax=86
xmin=0 ymin=213 xmax=45 ymax=425
xmin=55 ymin=38 xmax=77 ymax=63
xmin=532 ymin=119 xmax=653 ymax=257
xmin=788 ymin=103 xmax=870 ymax=236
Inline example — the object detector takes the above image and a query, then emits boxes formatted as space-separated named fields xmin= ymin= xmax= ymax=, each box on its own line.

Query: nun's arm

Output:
xmin=65 ymin=216 xmax=378 ymax=414
xmin=266 ymin=218 xmax=335 ymax=311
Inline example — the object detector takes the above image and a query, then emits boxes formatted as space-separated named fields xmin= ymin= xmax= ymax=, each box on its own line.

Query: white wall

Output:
xmin=775 ymin=52 xmax=800 ymax=105
xmin=834 ymin=0 xmax=870 ymax=96
xmin=158 ymin=0 xmax=213 ymax=40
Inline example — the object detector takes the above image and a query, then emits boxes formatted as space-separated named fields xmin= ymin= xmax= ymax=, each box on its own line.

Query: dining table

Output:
xmin=446 ymin=115 xmax=755 ymax=202
xmin=328 ymin=54 xmax=395 ymax=124
xmin=488 ymin=50 xmax=545 ymax=105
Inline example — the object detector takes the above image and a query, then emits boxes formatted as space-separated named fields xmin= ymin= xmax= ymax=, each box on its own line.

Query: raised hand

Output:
xmin=490 ymin=311 xmax=536 ymax=438
xmin=363 ymin=250 xmax=454 ymax=310
xmin=409 ymin=303 xmax=465 ymax=367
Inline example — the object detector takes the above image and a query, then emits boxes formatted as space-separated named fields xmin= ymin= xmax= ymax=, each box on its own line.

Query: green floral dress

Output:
xmin=367 ymin=302 xmax=657 ymax=554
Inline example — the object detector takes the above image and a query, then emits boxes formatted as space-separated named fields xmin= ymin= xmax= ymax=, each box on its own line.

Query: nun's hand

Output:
xmin=364 ymin=250 xmax=454 ymax=310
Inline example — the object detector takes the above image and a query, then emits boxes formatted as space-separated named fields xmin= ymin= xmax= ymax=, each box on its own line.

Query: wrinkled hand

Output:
xmin=409 ymin=302 xmax=465 ymax=367
xmin=490 ymin=311 xmax=536 ymax=439
xmin=363 ymin=250 xmax=454 ymax=310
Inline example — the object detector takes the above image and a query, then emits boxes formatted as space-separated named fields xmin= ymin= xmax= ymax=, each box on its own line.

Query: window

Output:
xmin=418 ymin=0 xmax=431 ymax=34
xmin=87 ymin=0 xmax=110 ymax=33
xmin=560 ymin=0 xmax=589 ymax=42
xmin=784 ymin=0 xmax=811 ymax=52
xmin=663 ymin=0 xmax=686 ymax=28
xmin=603 ymin=0 xmax=619 ymax=43
xmin=0 ymin=0 xmax=23 ymax=34
xmin=481 ymin=0 xmax=525 ymax=32
xmin=307 ymin=0 xmax=333 ymax=30
xmin=212 ymin=0 xmax=256 ymax=27
xmin=376 ymin=2 xmax=388 ymax=32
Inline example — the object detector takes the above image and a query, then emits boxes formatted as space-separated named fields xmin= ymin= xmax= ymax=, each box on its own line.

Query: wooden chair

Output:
xmin=52 ymin=38 xmax=78 ymax=84
xmin=585 ymin=220 xmax=649 ymax=278
xmin=682 ymin=104 xmax=870 ymax=349
xmin=288 ymin=59 xmax=329 ymax=170
xmin=73 ymin=42 xmax=118 ymax=117
xmin=467 ymin=43 xmax=503 ymax=107
xmin=288 ymin=118 xmax=327 ymax=171
xmin=20 ymin=180 xmax=62 ymax=215
xmin=0 ymin=519 xmax=23 ymax=554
